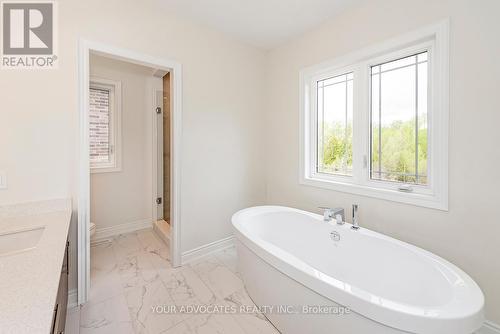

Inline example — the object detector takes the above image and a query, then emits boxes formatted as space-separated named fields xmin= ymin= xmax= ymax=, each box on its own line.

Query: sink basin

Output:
xmin=0 ymin=227 xmax=45 ymax=256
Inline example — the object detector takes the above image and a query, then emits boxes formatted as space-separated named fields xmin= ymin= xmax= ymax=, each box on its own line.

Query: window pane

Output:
xmin=380 ymin=55 xmax=416 ymax=72
xmin=370 ymin=52 xmax=428 ymax=185
xmin=317 ymin=72 xmax=353 ymax=176
xmin=89 ymin=87 xmax=111 ymax=165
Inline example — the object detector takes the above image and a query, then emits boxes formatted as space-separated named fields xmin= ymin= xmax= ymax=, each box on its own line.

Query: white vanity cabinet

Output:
xmin=50 ymin=239 xmax=69 ymax=334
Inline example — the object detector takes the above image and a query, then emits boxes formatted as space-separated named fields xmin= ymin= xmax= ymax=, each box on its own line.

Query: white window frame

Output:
xmin=312 ymin=66 xmax=356 ymax=180
xmin=89 ymin=77 xmax=122 ymax=173
xmin=299 ymin=20 xmax=449 ymax=210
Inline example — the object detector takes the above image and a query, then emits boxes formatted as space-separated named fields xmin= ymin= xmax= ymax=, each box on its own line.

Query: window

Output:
xmin=317 ymin=72 xmax=353 ymax=176
xmin=370 ymin=52 xmax=428 ymax=185
xmin=300 ymin=21 xmax=449 ymax=210
xmin=89 ymin=78 xmax=121 ymax=172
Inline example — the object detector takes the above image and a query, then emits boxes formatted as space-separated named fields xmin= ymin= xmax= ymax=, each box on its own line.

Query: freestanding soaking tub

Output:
xmin=232 ymin=206 xmax=484 ymax=334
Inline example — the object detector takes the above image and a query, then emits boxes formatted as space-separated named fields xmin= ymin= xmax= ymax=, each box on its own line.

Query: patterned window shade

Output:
xmin=89 ymin=87 xmax=111 ymax=165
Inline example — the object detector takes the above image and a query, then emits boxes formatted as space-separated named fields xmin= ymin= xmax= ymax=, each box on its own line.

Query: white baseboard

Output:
xmin=479 ymin=321 xmax=500 ymax=334
xmin=182 ymin=235 xmax=234 ymax=264
xmin=92 ymin=219 xmax=152 ymax=243
xmin=67 ymin=288 xmax=78 ymax=308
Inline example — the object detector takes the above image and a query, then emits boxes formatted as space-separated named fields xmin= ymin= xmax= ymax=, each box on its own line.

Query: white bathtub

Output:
xmin=232 ymin=206 xmax=484 ymax=334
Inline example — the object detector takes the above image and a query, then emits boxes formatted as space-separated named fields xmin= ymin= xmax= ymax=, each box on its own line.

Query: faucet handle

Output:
xmin=318 ymin=206 xmax=333 ymax=221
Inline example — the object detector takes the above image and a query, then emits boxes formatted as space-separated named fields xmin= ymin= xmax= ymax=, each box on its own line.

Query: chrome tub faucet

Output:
xmin=319 ymin=207 xmax=345 ymax=225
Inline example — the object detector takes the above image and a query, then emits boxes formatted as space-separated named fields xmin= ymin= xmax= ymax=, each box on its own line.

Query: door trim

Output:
xmin=78 ymin=39 xmax=183 ymax=305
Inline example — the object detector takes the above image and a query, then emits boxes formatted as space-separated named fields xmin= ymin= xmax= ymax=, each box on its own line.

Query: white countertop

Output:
xmin=0 ymin=199 xmax=72 ymax=334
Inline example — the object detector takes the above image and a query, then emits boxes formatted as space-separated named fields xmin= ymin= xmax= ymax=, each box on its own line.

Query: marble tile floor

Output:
xmin=65 ymin=229 xmax=280 ymax=334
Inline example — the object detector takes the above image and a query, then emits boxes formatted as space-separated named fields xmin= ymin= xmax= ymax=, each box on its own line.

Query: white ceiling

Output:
xmin=159 ymin=0 xmax=360 ymax=49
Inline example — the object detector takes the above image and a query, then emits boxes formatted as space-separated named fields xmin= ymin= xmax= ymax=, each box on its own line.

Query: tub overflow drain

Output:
xmin=330 ymin=231 xmax=341 ymax=242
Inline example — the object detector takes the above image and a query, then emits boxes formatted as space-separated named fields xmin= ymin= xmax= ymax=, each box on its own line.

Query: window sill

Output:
xmin=299 ymin=175 xmax=448 ymax=211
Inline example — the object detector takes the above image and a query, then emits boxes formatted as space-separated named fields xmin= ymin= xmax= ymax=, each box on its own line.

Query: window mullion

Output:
xmin=378 ymin=66 xmax=382 ymax=179
xmin=415 ymin=58 xmax=419 ymax=184
xmin=352 ymin=65 xmax=367 ymax=185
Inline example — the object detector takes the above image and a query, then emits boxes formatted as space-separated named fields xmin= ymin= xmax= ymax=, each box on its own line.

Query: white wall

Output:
xmin=90 ymin=55 xmax=160 ymax=229
xmin=0 ymin=0 xmax=266 ymax=292
xmin=265 ymin=0 xmax=500 ymax=324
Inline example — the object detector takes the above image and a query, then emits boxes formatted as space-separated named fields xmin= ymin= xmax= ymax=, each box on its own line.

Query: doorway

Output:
xmin=78 ymin=40 xmax=182 ymax=305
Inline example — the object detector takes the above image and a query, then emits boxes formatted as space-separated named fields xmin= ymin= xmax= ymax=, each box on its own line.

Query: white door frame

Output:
xmin=78 ymin=39 xmax=183 ymax=305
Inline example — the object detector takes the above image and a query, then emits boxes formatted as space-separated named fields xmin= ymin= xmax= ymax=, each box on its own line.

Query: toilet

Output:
xmin=90 ymin=222 xmax=96 ymax=238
